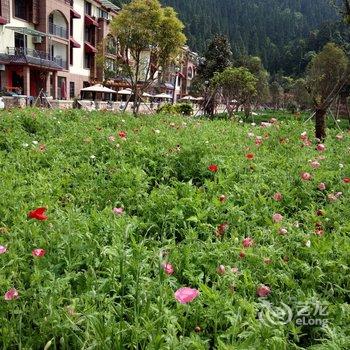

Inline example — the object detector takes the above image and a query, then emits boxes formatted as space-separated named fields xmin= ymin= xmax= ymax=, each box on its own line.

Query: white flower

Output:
xmin=339 ymin=163 xmax=344 ymax=169
xmin=239 ymin=120 xmax=243 ymax=124
xmin=205 ymin=141 xmax=209 ymax=144
xmin=57 ymin=121 xmax=61 ymax=124
xmin=154 ymin=129 xmax=161 ymax=134
xmin=32 ymin=141 xmax=38 ymax=145
xmin=121 ymin=119 xmax=125 ymax=123
xmin=337 ymin=119 xmax=341 ymax=123
xmin=22 ymin=143 xmax=29 ymax=148
xmin=305 ymin=240 xmax=311 ymax=248
xmin=251 ymin=122 xmax=256 ymax=126
xmin=90 ymin=155 xmax=96 ymax=159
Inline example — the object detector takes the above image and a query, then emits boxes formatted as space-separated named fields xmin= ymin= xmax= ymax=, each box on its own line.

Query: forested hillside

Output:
xmin=112 ymin=0 xmax=339 ymax=74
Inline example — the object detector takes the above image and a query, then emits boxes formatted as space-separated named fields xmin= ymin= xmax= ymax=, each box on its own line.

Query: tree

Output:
xmin=211 ymin=67 xmax=257 ymax=117
xmin=269 ymin=81 xmax=283 ymax=109
xmin=306 ymin=43 xmax=349 ymax=140
xmin=192 ymin=35 xmax=232 ymax=115
xmin=110 ymin=0 xmax=186 ymax=115
xmin=235 ymin=56 xmax=270 ymax=108
xmin=292 ymin=78 xmax=312 ymax=110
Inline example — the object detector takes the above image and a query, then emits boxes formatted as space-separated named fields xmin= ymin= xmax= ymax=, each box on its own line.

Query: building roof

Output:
xmin=99 ymin=0 xmax=120 ymax=12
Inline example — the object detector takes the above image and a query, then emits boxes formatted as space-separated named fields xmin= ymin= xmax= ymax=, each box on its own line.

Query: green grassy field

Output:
xmin=0 ymin=109 xmax=349 ymax=349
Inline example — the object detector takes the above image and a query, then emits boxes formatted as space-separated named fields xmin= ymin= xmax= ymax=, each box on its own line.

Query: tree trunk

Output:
xmin=315 ymin=108 xmax=327 ymax=140
xmin=244 ymin=104 xmax=251 ymax=118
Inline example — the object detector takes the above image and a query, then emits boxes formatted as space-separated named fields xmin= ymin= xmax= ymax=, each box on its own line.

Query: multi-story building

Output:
xmin=0 ymin=0 xmax=119 ymax=99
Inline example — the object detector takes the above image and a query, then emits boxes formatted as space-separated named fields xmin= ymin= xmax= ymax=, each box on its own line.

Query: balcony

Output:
xmin=0 ymin=47 xmax=66 ymax=70
xmin=49 ymin=22 xmax=68 ymax=39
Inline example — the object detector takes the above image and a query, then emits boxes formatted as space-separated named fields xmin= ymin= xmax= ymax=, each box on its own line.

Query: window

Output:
xmin=69 ymin=82 xmax=75 ymax=98
xmin=14 ymin=33 xmax=27 ymax=49
xmin=187 ymin=67 xmax=193 ymax=79
xmin=84 ymin=1 xmax=92 ymax=15
xmin=99 ymin=9 xmax=108 ymax=20
xmin=84 ymin=53 xmax=92 ymax=68
xmin=14 ymin=0 xmax=29 ymax=21
xmin=70 ymin=46 xmax=73 ymax=66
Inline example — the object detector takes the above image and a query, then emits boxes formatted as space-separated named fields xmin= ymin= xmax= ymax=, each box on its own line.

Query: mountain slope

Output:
xmin=112 ymin=0 xmax=338 ymax=72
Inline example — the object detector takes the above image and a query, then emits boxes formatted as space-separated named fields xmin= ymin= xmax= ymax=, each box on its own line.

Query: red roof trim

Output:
xmin=85 ymin=14 xmax=99 ymax=27
xmin=70 ymin=8 xmax=81 ymax=19
xmin=84 ymin=41 xmax=97 ymax=53
xmin=70 ymin=37 xmax=81 ymax=48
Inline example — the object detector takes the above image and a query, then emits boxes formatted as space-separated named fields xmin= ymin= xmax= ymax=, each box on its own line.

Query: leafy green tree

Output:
xmin=211 ymin=67 xmax=257 ymax=117
xmin=110 ymin=0 xmax=186 ymax=115
xmin=306 ymin=43 xmax=349 ymax=139
xmin=191 ymin=35 xmax=232 ymax=115
xmin=235 ymin=56 xmax=270 ymax=106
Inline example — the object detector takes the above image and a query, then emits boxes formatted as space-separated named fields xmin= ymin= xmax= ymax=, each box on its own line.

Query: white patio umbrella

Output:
xmin=180 ymin=95 xmax=196 ymax=101
xmin=117 ymin=88 xmax=133 ymax=95
xmin=142 ymin=92 xmax=154 ymax=97
xmin=153 ymin=93 xmax=173 ymax=99
xmin=81 ymin=84 xmax=117 ymax=94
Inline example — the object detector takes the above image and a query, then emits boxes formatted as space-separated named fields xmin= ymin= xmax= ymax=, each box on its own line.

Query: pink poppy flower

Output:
xmin=301 ymin=172 xmax=312 ymax=181
xmin=317 ymin=144 xmax=326 ymax=152
xmin=4 ymin=288 xmax=19 ymax=301
xmin=303 ymin=139 xmax=312 ymax=147
xmin=318 ymin=182 xmax=326 ymax=191
xmin=279 ymin=228 xmax=288 ymax=235
xmin=272 ymin=213 xmax=283 ymax=223
xmin=343 ymin=177 xmax=350 ymax=184
xmin=315 ymin=229 xmax=324 ymax=236
xmin=242 ymin=237 xmax=254 ymax=248
xmin=162 ymin=263 xmax=174 ymax=276
xmin=257 ymin=284 xmax=271 ymax=297
xmin=255 ymin=137 xmax=263 ymax=146
xmin=113 ymin=207 xmax=124 ymax=215
xmin=219 ymin=195 xmax=227 ymax=203
xmin=273 ymin=192 xmax=283 ymax=201
xmin=32 ymin=248 xmax=46 ymax=257
xmin=231 ymin=267 xmax=239 ymax=274
xmin=0 ymin=245 xmax=7 ymax=254
xmin=217 ymin=265 xmax=226 ymax=275
xmin=174 ymin=287 xmax=199 ymax=304
xmin=310 ymin=160 xmax=320 ymax=169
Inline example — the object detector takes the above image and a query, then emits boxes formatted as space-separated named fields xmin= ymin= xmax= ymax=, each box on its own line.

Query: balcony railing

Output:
xmin=49 ymin=22 xmax=68 ymax=39
xmin=5 ymin=47 xmax=67 ymax=69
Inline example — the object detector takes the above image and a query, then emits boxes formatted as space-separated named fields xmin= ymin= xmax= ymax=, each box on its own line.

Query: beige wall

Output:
xmin=70 ymin=0 xmax=91 ymax=77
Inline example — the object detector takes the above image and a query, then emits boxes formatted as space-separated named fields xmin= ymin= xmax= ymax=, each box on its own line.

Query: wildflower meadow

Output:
xmin=0 ymin=109 xmax=350 ymax=349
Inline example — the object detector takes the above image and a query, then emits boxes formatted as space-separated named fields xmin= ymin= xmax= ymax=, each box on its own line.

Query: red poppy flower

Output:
xmin=245 ymin=153 xmax=254 ymax=160
xmin=118 ymin=131 xmax=127 ymax=139
xmin=208 ymin=164 xmax=218 ymax=173
xmin=343 ymin=177 xmax=350 ymax=184
xmin=28 ymin=208 xmax=48 ymax=221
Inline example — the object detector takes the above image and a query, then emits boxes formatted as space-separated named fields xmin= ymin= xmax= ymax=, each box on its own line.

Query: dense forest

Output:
xmin=112 ymin=0 xmax=344 ymax=74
